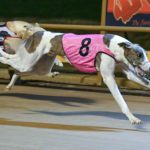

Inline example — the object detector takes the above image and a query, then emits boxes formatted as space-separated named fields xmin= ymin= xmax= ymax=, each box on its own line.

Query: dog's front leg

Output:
xmin=99 ymin=55 xmax=141 ymax=124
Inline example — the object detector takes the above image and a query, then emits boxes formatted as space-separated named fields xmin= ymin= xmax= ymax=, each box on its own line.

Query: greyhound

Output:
xmin=0 ymin=28 xmax=150 ymax=124
xmin=0 ymin=21 xmax=63 ymax=90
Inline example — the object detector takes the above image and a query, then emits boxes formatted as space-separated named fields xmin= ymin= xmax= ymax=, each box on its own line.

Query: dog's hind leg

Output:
xmin=5 ymin=74 xmax=19 ymax=91
xmin=44 ymin=55 xmax=60 ymax=77
xmin=98 ymin=54 xmax=141 ymax=124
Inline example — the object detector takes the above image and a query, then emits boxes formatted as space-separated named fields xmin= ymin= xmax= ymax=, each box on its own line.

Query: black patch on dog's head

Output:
xmin=103 ymin=34 xmax=114 ymax=47
xmin=118 ymin=42 xmax=131 ymax=49
xmin=119 ymin=42 xmax=146 ymax=66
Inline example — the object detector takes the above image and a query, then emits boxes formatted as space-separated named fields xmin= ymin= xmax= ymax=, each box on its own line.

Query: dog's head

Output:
xmin=6 ymin=21 xmax=45 ymax=39
xmin=119 ymin=42 xmax=150 ymax=82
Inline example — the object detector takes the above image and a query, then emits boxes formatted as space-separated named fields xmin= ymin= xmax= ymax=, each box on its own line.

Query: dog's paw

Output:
xmin=54 ymin=59 xmax=63 ymax=67
xmin=52 ymin=72 xmax=60 ymax=77
xmin=129 ymin=116 xmax=142 ymax=124
xmin=125 ymin=111 xmax=142 ymax=124
xmin=47 ymin=72 xmax=60 ymax=78
xmin=4 ymin=87 xmax=11 ymax=92
xmin=56 ymin=62 xmax=63 ymax=67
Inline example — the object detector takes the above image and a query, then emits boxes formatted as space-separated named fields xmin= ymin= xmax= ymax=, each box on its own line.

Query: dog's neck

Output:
xmin=106 ymin=35 xmax=130 ymax=64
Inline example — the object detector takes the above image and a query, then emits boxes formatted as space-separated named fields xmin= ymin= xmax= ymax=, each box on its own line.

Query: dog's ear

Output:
xmin=35 ymin=23 xmax=40 ymax=27
xmin=118 ymin=42 xmax=132 ymax=49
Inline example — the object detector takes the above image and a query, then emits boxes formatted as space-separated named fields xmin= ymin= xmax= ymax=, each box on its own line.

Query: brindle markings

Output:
xmin=49 ymin=34 xmax=64 ymax=56
xmin=25 ymin=31 xmax=44 ymax=53
xmin=103 ymin=34 xmax=114 ymax=47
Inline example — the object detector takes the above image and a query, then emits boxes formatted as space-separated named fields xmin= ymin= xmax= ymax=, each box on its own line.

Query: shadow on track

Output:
xmin=0 ymin=93 xmax=95 ymax=107
xmin=31 ymin=110 xmax=150 ymax=123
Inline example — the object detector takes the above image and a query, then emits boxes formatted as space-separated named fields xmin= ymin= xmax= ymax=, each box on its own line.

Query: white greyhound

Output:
xmin=0 ymin=27 xmax=150 ymax=124
xmin=0 ymin=21 xmax=63 ymax=90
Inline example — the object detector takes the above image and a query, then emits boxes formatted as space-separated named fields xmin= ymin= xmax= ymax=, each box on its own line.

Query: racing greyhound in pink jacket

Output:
xmin=0 ymin=25 xmax=150 ymax=124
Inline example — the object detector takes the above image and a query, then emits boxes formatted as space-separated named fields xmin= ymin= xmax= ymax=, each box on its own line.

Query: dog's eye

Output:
xmin=137 ymin=53 xmax=143 ymax=58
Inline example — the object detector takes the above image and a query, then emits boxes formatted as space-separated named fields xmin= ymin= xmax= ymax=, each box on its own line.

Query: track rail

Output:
xmin=40 ymin=24 xmax=150 ymax=32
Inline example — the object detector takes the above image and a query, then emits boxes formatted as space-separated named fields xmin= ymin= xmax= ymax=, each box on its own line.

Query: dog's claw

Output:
xmin=125 ymin=111 xmax=142 ymax=124
xmin=47 ymin=72 xmax=60 ymax=78
xmin=130 ymin=116 xmax=142 ymax=124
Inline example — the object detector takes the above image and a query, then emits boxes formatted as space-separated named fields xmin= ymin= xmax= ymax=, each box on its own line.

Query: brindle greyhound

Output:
xmin=0 ymin=27 xmax=150 ymax=124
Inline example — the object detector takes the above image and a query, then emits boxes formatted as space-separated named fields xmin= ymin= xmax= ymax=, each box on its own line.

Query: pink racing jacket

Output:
xmin=62 ymin=34 xmax=115 ymax=73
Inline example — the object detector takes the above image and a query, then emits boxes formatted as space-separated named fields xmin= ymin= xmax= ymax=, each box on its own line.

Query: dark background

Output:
xmin=0 ymin=0 xmax=101 ymax=24
xmin=0 ymin=0 xmax=149 ymax=49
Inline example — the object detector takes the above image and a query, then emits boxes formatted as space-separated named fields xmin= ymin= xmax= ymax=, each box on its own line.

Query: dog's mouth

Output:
xmin=135 ymin=66 xmax=150 ymax=83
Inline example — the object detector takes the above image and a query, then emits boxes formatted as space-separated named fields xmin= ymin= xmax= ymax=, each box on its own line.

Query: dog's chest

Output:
xmin=62 ymin=34 xmax=114 ymax=73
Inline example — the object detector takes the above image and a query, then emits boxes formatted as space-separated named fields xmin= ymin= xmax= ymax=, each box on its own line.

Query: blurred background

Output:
xmin=0 ymin=0 xmax=149 ymax=49
xmin=0 ymin=0 xmax=149 ymax=89
xmin=0 ymin=0 xmax=101 ymax=25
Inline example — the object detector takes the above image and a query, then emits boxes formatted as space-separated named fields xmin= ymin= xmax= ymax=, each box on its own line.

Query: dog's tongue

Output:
xmin=135 ymin=67 xmax=150 ymax=82
xmin=135 ymin=67 xmax=144 ymax=76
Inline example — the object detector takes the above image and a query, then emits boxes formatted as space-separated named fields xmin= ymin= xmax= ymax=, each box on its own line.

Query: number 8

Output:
xmin=79 ymin=38 xmax=91 ymax=57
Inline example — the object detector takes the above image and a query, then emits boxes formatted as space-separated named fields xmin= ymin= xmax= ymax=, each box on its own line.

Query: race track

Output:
xmin=0 ymin=84 xmax=150 ymax=150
